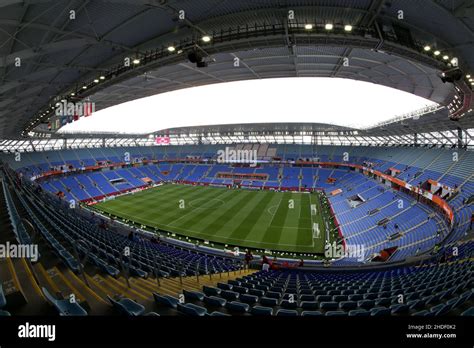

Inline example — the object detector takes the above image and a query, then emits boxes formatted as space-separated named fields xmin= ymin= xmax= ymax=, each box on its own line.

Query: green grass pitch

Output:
xmin=94 ymin=184 xmax=331 ymax=254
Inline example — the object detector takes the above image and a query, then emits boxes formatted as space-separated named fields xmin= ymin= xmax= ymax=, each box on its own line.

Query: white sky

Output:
xmin=59 ymin=77 xmax=436 ymax=134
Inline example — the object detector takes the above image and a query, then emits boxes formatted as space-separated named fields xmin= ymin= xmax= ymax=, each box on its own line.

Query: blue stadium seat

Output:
xmin=221 ymin=290 xmax=239 ymax=301
xmin=42 ymin=287 xmax=87 ymax=316
xmin=225 ymin=301 xmax=250 ymax=313
xmin=301 ymin=311 xmax=323 ymax=316
xmin=316 ymin=295 xmax=332 ymax=302
xmin=260 ymin=297 xmax=279 ymax=307
xmin=412 ymin=310 xmax=434 ymax=316
xmin=251 ymin=306 xmax=273 ymax=316
xmin=107 ymin=295 xmax=145 ymax=316
xmin=255 ymin=284 xmax=269 ymax=291
xmin=217 ymin=283 xmax=232 ymax=290
xmin=320 ymin=302 xmax=338 ymax=310
xmin=90 ymin=254 xmax=120 ymax=277
xmin=209 ymin=311 xmax=231 ymax=316
xmin=461 ymin=307 xmax=474 ymax=316
xmin=348 ymin=294 xmax=363 ymax=301
xmin=407 ymin=299 xmax=425 ymax=310
xmin=241 ymin=283 xmax=254 ymax=290
xmin=203 ymin=286 xmax=221 ymax=297
xmin=265 ymin=291 xmax=281 ymax=299
xmin=358 ymin=300 xmax=375 ymax=310
xmin=300 ymin=294 xmax=315 ymax=302
xmin=240 ymin=294 xmax=258 ymax=305
xmin=203 ymin=295 xmax=226 ymax=307
xmin=370 ymin=307 xmax=391 ymax=316
xmin=300 ymin=301 xmax=318 ymax=310
xmin=375 ymin=298 xmax=391 ymax=307
xmin=183 ymin=289 xmax=205 ymax=301
xmin=430 ymin=304 xmax=451 ymax=316
xmin=249 ymin=289 xmax=265 ymax=297
xmin=177 ymin=303 xmax=207 ymax=316
xmin=275 ymin=309 xmax=298 ymax=316
xmin=280 ymin=299 xmax=298 ymax=309
xmin=300 ymin=289 xmax=314 ymax=295
xmin=0 ymin=284 xmax=6 ymax=308
xmin=348 ymin=309 xmax=370 ymax=316
xmin=363 ymin=293 xmax=377 ymax=300
xmin=325 ymin=311 xmax=348 ymax=317
xmin=390 ymin=303 xmax=409 ymax=314
xmin=332 ymin=295 xmax=347 ymax=302
xmin=129 ymin=266 xmax=148 ymax=278
xmin=233 ymin=286 xmax=249 ymax=294
xmin=461 ymin=290 xmax=473 ymax=302
xmin=153 ymin=293 xmax=179 ymax=309
xmin=339 ymin=301 xmax=357 ymax=310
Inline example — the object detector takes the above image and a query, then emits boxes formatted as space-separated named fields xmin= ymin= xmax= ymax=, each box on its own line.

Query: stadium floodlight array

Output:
xmin=21 ymin=14 xmax=473 ymax=137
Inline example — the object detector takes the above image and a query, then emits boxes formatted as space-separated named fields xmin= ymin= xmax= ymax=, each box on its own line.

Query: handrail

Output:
xmin=72 ymin=239 xmax=91 ymax=287
xmin=2 ymin=176 xmax=33 ymax=245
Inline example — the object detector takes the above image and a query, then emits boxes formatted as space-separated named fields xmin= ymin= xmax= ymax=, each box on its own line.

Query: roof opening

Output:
xmin=59 ymin=77 xmax=437 ymax=134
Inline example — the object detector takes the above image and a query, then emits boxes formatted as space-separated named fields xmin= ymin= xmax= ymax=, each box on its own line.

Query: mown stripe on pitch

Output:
xmin=99 ymin=185 xmax=200 ymax=216
xmin=98 ymin=184 xmax=183 ymax=210
xmin=195 ymin=189 xmax=255 ymax=239
xmin=147 ymin=186 xmax=232 ymax=226
xmin=295 ymin=193 xmax=313 ymax=248
xmin=132 ymin=185 xmax=211 ymax=219
xmin=203 ymin=190 xmax=264 ymax=240
xmin=112 ymin=185 xmax=194 ymax=212
xmin=275 ymin=193 xmax=303 ymax=248
xmin=242 ymin=192 xmax=285 ymax=244
xmin=213 ymin=190 xmax=266 ymax=238
xmin=225 ymin=191 xmax=276 ymax=244
xmin=259 ymin=192 xmax=292 ymax=247
xmin=99 ymin=185 xmax=205 ymax=225
xmin=177 ymin=189 xmax=245 ymax=234
xmin=162 ymin=187 xmax=237 ymax=228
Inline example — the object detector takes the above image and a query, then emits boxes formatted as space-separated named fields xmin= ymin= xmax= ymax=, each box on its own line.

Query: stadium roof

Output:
xmin=156 ymin=122 xmax=356 ymax=135
xmin=0 ymin=0 xmax=473 ymax=139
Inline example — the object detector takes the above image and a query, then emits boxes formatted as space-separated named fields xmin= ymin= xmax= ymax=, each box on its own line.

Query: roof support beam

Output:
xmin=359 ymin=0 xmax=385 ymax=28
xmin=457 ymin=127 xmax=464 ymax=148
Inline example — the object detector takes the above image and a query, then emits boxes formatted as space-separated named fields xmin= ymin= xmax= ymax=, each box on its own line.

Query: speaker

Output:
xmin=440 ymin=67 xmax=463 ymax=83
xmin=188 ymin=51 xmax=202 ymax=64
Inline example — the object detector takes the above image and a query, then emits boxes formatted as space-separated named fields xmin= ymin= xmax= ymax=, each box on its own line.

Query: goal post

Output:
xmin=312 ymin=222 xmax=321 ymax=239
